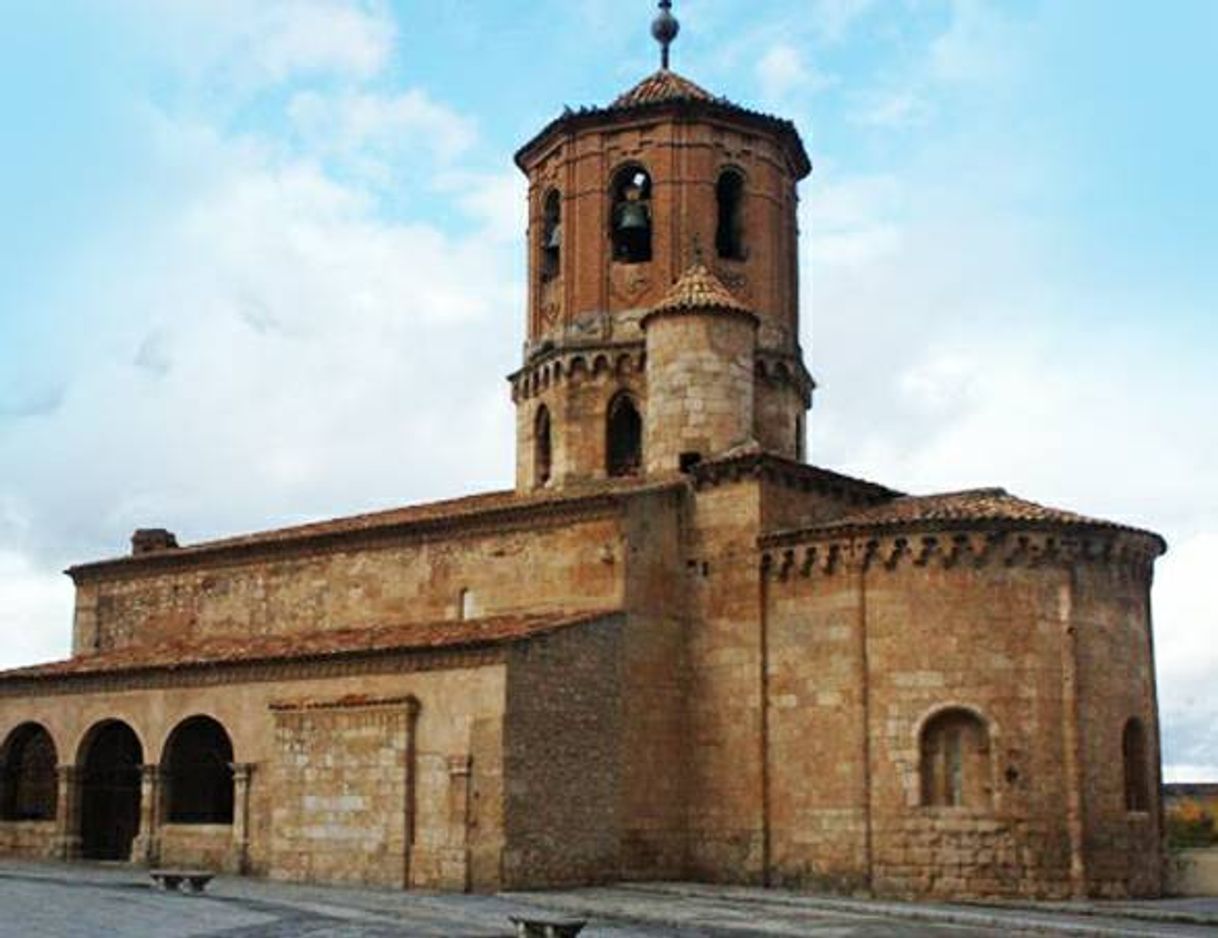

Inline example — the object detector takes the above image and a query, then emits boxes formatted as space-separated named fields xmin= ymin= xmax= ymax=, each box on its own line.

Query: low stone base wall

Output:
xmin=0 ymin=821 xmax=55 ymax=859
xmin=157 ymin=824 xmax=237 ymax=873
xmin=1166 ymin=848 xmax=1218 ymax=897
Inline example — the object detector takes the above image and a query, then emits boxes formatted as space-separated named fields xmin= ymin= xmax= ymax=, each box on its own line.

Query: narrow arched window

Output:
xmin=535 ymin=405 xmax=553 ymax=486
xmin=541 ymin=189 xmax=561 ymax=282
xmin=920 ymin=708 xmax=991 ymax=808
xmin=611 ymin=166 xmax=652 ymax=264
xmin=606 ymin=393 xmax=643 ymax=477
xmin=1123 ymin=718 xmax=1150 ymax=812
xmin=716 ymin=169 xmax=746 ymax=260
xmin=163 ymin=716 xmax=234 ymax=824
xmin=1 ymin=723 xmax=58 ymax=821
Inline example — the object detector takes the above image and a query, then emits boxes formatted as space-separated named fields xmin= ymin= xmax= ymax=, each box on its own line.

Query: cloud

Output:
xmin=756 ymin=44 xmax=832 ymax=101
xmin=0 ymin=551 xmax=73 ymax=669
xmin=118 ymin=0 xmax=396 ymax=91
xmin=288 ymin=88 xmax=477 ymax=184
xmin=810 ymin=0 xmax=878 ymax=44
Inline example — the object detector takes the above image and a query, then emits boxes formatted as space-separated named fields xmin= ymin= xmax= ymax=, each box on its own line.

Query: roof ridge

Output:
xmin=612 ymin=68 xmax=717 ymax=108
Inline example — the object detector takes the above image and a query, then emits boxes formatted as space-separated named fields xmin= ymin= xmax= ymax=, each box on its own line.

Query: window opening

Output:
xmin=679 ymin=451 xmax=703 ymax=473
xmin=0 ymin=724 xmax=57 ymax=821
xmin=716 ymin=170 xmax=746 ymax=260
xmin=611 ymin=166 xmax=653 ymax=264
xmin=920 ymin=708 xmax=990 ymax=808
xmin=606 ymin=394 xmax=643 ymax=477
xmin=535 ymin=405 xmax=552 ymax=486
xmin=163 ymin=716 xmax=234 ymax=825
xmin=1123 ymin=718 xmax=1150 ymax=812
xmin=541 ymin=190 xmax=561 ymax=281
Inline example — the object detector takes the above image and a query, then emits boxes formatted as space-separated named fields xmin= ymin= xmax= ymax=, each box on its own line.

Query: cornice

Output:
xmin=509 ymin=341 xmax=646 ymax=403
xmin=515 ymin=97 xmax=811 ymax=180
xmin=761 ymin=527 xmax=1162 ymax=581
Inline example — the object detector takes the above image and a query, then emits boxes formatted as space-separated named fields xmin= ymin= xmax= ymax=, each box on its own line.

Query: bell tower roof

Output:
xmin=612 ymin=69 xmax=715 ymax=109
xmin=649 ymin=262 xmax=754 ymax=319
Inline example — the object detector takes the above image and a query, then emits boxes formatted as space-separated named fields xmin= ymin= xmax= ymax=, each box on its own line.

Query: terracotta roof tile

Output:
xmin=650 ymin=263 xmax=753 ymax=317
xmin=0 ymin=610 xmax=618 ymax=683
xmin=69 ymin=477 xmax=680 ymax=576
xmin=612 ymin=69 xmax=717 ymax=108
xmin=767 ymin=487 xmax=1164 ymax=546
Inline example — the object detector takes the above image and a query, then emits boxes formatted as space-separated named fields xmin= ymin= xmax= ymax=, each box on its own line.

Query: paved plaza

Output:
xmin=0 ymin=860 xmax=1215 ymax=937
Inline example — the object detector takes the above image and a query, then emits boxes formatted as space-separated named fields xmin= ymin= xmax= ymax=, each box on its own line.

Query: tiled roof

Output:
xmin=649 ymin=263 xmax=753 ymax=317
xmin=612 ymin=69 xmax=717 ymax=108
xmin=0 ymin=610 xmax=618 ymax=683
xmin=69 ymin=477 xmax=681 ymax=577
xmin=767 ymin=487 xmax=1164 ymax=546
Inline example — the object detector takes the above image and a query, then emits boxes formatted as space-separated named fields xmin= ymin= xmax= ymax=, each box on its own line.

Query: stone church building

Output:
xmin=0 ymin=5 xmax=1166 ymax=901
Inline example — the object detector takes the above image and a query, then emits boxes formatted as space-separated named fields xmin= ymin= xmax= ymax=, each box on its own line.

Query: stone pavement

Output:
xmin=0 ymin=860 xmax=1215 ymax=937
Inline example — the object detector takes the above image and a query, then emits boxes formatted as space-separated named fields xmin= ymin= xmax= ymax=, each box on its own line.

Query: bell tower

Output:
xmin=510 ymin=2 xmax=814 ymax=489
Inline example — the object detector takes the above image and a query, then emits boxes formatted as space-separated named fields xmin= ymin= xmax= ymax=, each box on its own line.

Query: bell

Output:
xmin=545 ymin=224 xmax=562 ymax=249
xmin=617 ymin=202 xmax=650 ymax=232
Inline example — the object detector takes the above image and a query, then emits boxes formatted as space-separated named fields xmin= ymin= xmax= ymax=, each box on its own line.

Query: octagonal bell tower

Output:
xmin=510 ymin=2 xmax=815 ymax=490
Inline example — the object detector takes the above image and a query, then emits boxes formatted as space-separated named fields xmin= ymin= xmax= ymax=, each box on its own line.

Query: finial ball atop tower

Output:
xmin=652 ymin=0 xmax=680 ymax=69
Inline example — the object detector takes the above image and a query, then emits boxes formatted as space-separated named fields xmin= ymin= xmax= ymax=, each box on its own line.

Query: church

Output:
xmin=0 ymin=3 xmax=1166 ymax=900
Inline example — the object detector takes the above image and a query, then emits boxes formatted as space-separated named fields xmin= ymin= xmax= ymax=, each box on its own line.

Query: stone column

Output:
xmin=229 ymin=763 xmax=254 ymax=875
xmin=445 ymin=755 xmax=472 ymax=892
xmin=51 ymin=766 xmax=82 ymax=861
xmin=131 ymin=764 xmax=162 ymax=866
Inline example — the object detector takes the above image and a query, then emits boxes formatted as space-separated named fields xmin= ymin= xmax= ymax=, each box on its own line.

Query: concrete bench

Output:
xmin=149 ymin=869 xmax=214 ymax=893
xmin=508 ymin=914 xmax=587 ymax=938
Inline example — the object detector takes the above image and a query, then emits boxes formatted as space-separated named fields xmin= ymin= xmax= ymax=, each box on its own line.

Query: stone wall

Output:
xmin=644 ymin=310 xmax=757 ymax=474
xmin=72 ymin=511 xmax=625 ymax=656
xmin=0 ymin=656 xmax=508 ymax=889
xmin=269 ymin=698 xmax=415 ymax=888
xmin=1071 ymin=563 xmax=1162 ymax=896
xmin=683 ymin=478 xmax=766 ymax=880
xmin=0 ymin=820 xmax=54 ymax=859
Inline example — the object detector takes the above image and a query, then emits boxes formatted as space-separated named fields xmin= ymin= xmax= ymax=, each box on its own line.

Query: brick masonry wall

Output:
xmin=502 ymin=615 xmax=624 ymax=887
xmin=72 ymin=514 xmax=625 ymax=656
xmin=521 ymin=116 xmax=801 ymax=354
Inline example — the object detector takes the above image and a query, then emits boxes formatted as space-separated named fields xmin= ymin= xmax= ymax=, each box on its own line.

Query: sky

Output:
xmin=0 ymin=0 xmax=1214 ymax=779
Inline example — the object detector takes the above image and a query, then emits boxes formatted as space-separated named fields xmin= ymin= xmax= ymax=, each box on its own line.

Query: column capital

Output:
xmin=229 ymin=762 xmax=255 ymax=783
xmin=54 ymin=764 xmax=80 ymax=783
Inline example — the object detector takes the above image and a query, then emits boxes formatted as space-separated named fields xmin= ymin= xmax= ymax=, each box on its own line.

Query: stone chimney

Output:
xmin=131 ymin=528 xmax=179 ymax=556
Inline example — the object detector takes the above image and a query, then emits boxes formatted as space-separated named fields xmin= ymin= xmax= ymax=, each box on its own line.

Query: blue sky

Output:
xmin=0 ymin=1 xmax=1215 ymax=778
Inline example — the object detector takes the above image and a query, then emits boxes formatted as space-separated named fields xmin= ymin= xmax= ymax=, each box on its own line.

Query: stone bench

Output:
xmin=149 ymin=869 xmax=215 ymax=893
xmin=508 ymin=914 xmax=587 ymax=938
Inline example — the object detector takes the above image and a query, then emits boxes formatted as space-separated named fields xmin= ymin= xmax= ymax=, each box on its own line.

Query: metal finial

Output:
xmin=651 ymin=0 xmax=680 ymax=70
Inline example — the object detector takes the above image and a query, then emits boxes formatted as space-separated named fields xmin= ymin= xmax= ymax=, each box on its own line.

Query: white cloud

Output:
xmin=119 ymin=0 xmax=396 ymax=90
xmin=289 ymin=89 xmax=477 ymax=183
xmin=810 ymin=0 xmax=878 ymax=44
xmin=757 ymin=44 xmax=832 ymax=101
xmin=0 ymin=551 xmax=73 ymax=670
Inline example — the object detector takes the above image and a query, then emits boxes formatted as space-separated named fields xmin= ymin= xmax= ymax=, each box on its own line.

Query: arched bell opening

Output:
xmin=534 ymin=404 xmax=553 ymax=487
xmin=610 ymin=165 xmax=653 ymax=264
xmin=78 ymin=720 xmax=143 ymax=860
xmin=715 ymin=168 xmax=747 ymax=261
xmin=0 ymin=722 xmax=58 ymax=821
xmin=540 ymin=189 xmax=562 ymax=282
xmin=606 ymin=392 xmax=643 ymax=477
xmin=162 ymin=716 xmax=234 ymax=825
